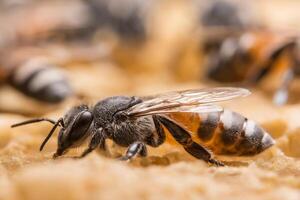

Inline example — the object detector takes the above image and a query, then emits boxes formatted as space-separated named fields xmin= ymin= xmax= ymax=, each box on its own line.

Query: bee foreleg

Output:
xmin=119 ymin=142 xmax=147 ymax=161
xmin=79 ymin=129 xmax=106 ymax=158
xmin=156 ymin=116 xmax=224 ymax=166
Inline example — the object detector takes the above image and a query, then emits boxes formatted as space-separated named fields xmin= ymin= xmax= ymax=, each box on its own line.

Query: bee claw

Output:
xmin=208 ymin=159 xmax=225 ymax=167
xmin=118 ymin=156 xmax=130 ymax=162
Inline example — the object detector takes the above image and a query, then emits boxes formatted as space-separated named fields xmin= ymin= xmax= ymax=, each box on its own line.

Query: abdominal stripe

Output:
xmin=219 ymin=110 xmax=246 ymax=146
xmin=197 ymin=112 xmax=220 ymax=141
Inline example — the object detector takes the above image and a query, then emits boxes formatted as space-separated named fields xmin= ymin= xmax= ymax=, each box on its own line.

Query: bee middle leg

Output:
xmin=119 ymin=116 xmax=166 ymax=161
xmin=119 ymin=142 xmax=147 ymax=161
xmin=156 ymin=115 xmax=224 ymax=166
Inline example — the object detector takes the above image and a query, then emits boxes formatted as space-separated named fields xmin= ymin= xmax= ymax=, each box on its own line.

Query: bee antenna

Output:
xmin=11 ymin=118 xmax=57 ymax=128
xmin=40 ymin=118 xmax=63 ymax=151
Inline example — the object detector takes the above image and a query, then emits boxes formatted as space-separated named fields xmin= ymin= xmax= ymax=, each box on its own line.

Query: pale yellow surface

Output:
xmin=0 ymin=62 xmax=300 ymax=200
xmin=1 ymin=0 xmax=300 ymax=199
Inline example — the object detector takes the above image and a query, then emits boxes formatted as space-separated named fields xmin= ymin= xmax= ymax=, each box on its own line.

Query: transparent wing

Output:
xmin=129 ymin=104 xmax=223 ymax=117
xmin=126 ymin=87 xmax=250 ymax=117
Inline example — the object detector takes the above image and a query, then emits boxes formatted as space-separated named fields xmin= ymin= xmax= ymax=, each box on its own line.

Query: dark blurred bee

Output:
xmin=205 ymin=30 xmax=298 ymax=105
xmin=11 ymin=87 xmax=275 ymax=166
xmin=0 ymin=47 xmax=72 ymax=103
xmin=201 ymin=0 xmax=252 ymax=30
xmin=8 ymin=57 xmax=72 ymax=103
xmin=86 ymin=0 xmax=151 ymax=41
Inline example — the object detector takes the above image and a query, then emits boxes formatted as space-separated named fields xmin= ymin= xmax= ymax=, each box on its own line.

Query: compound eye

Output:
xmin=69 ymin=111 xmax=93 ymax=141
xmin=79 ymin=112 xmax=93 ymax=124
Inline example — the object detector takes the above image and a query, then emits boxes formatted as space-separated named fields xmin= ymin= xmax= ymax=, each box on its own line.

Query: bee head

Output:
xmin=11 ymin=105 xmax=94 ymax=158
xmin=52 ymin=105 xmax=94 ymax=158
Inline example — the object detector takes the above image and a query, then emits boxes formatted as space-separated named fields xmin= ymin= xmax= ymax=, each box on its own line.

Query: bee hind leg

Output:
xmin=144 ymin=115 xmax=166 ymax=147
xmin=119 ymin=142 xmax=147 ymax=161
xmin=156 ymin=115 xmax=224 ymax=167
xmin=273 ymin=68 xmax=294 ymax=105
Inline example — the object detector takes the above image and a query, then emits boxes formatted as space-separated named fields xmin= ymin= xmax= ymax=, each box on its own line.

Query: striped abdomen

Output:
xmin=168 ymin=109 xmax=275 ymax=156
xmin=8 ymin=57 xmax=72 ymax=103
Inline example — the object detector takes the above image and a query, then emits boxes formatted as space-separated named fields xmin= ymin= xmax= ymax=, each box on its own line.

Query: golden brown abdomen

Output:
xmin=168 ymin=109 xmax=275 ymax=156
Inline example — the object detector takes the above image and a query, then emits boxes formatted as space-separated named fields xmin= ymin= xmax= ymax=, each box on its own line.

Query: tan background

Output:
xmin=1 ymin=0 xmax=300 ymax=199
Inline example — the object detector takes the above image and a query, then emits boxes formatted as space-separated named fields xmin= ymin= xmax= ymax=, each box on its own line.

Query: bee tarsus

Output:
xmin=118 ymin=141 xmax=148 ymax=161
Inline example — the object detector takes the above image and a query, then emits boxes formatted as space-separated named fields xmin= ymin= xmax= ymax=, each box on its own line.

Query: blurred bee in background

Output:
xmin=12 ymin=87 xmax=275 ymax=166
xmin=0 ymin=0 xmax=124 ymax=105
xmin=0 ymin=41 xmax=113 ymax=105
xmin=167 ymin=0 xmax=256 ymax=82
xmin=0 ymin=1 xmax=90 ymax=105
xmin=0 ymin=47 xmax=73 ymax=103
xmin=199 ymin=0 xmax=300 ymax=105
xmin=206 ymin=31 xmax=298 ymax=105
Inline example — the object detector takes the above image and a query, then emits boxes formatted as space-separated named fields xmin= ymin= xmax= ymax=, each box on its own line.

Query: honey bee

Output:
xmin=11 ymin=87 xmax=275 ymax=166
xmin=205 ymin=30 xmax=298 ymax=105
